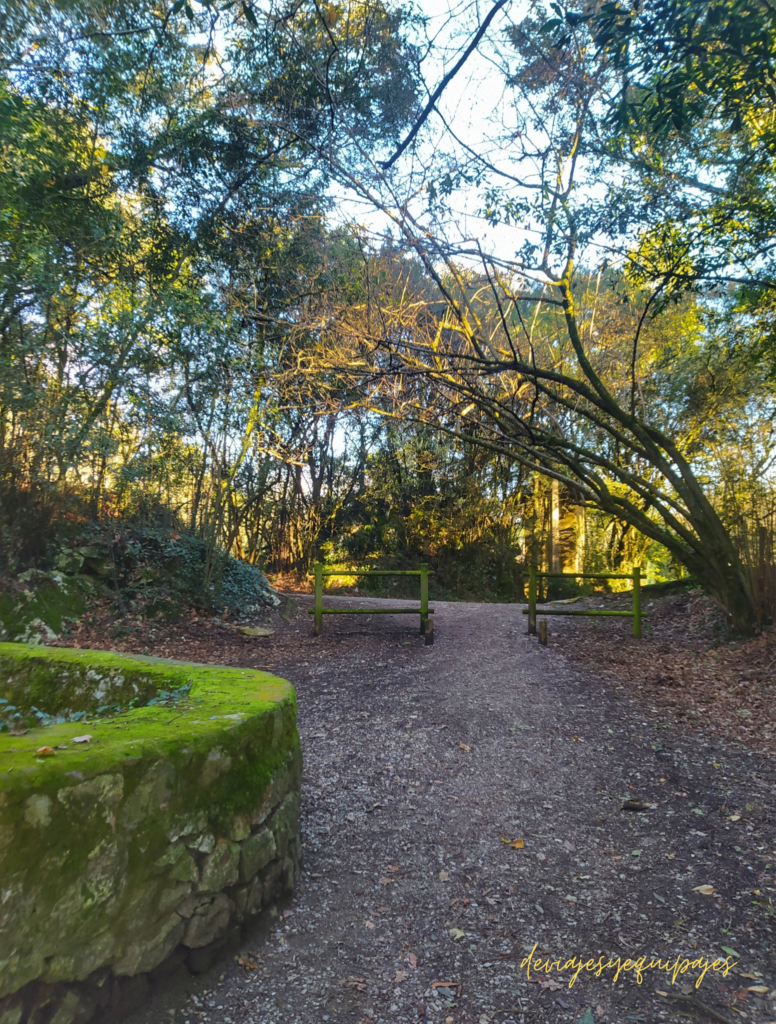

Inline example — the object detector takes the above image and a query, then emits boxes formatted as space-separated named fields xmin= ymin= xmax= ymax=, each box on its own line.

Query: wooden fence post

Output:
xmin=314 ymin=562 xmax=323 ymax=636
xmin=528 ymin=564 xmax=537 ymax=635
xmin=632 ymin=565 xmax=641 ymax=639
xmin=420 ymin=562 xmax=429 ymax=634
xmin=630 ymin=565 xmax=642 ymax=634
xmin=538 ymin=619 xmax=548 ymax=645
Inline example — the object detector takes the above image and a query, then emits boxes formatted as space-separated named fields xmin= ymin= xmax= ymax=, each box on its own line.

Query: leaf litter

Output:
xmin=88 ymin=593 xmax=775 ymax=1024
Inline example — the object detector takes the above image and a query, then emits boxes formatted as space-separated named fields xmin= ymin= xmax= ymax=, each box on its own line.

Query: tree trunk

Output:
xmin=551 ymin=478 xmax=561 ymax=572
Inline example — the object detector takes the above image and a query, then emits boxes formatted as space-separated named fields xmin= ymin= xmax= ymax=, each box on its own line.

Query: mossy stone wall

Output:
xmin=0 ymin=645 xmax=301 ymax=1024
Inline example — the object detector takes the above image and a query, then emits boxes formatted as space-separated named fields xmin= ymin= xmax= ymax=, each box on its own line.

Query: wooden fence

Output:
xmin=522 ymin=565 xmax=643 ymax=641
xmin=308 ymin=562 xmax=434 ymax=643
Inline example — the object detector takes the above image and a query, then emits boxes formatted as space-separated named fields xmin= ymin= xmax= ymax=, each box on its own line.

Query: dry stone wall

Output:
xmin=0 ymin=645 xmax=302 ymax=1024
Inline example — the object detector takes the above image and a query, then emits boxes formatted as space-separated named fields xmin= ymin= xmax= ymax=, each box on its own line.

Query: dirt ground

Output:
xmin=68 ymin=593 xmax=776 ymax=1024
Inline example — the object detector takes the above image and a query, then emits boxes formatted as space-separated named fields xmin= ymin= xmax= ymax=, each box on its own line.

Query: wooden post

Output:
xmin=420 ymin=562 xmax=429 ymax=634
xmin=314 ymin=562 xmax=323 ymax=636
xmin=528 ymin=564 xmax=537 ymax=634
xmin=538 ymin=619 xmax=547 ymax=645
xmin=632 ymin=565 xmax=641 ymax=639
xmin=424 ymin=617 xmax=434 ymax=645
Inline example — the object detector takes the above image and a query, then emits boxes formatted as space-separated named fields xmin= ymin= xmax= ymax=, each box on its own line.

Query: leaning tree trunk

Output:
xmin=670 ymin=531 xmax=757 ymax=636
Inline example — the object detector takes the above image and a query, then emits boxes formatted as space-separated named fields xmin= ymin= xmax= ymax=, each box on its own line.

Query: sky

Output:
xmin=330 ymin=0 xmax=541 ymax=268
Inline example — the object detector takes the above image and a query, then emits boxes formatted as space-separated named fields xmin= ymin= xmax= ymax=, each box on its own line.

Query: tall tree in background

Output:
xmin=0 ymin=0 xmax=421 ymax=569
xmin=302 ymin=0 xmax=776 ymax=632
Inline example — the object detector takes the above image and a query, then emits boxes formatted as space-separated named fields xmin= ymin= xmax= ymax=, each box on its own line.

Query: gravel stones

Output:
xmin=119 ymin=595 xmax=776 ymax=1024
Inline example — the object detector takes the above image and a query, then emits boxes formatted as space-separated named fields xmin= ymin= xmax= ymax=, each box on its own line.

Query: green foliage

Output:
xmin=322 ymin=428 xmax=524 ymax=601
xmin=0 ymin=0 xmax=421 ymax=579
xmin=591 ymin=0 xmax=776 ymax=138
xmin=5 ymin=0 xmax=776 ymax=627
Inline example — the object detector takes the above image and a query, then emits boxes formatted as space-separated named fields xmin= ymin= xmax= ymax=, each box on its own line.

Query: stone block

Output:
xmin=156 ymin=843 xmax=198 ymax=883
xmin=261 ymin=860 xmax=284 ymax=906
xmin=270 ymin=792 xmax=300 ymax=860
xmin=113 ymin=913 xmax=186 ymax=976
xmin=0 ymin=1000 xmax=23 ymax=1024
xmin=157 ymin=882 xmax=193 ymax=915
xmin=198 ymin=839 xmax=240 ymax=892
xmin=229 ymin=814 xmax=250 ymax=841
xmin=200 ymin=747 xmax=232 ymax=786
xmin=168 ymin=811 xmax=208 ymax=843
xmin=57 ymin=774 xmax=124 ymax=822
xmin=169 ymin=850 xmax=198 ymax=883
xmin=187 ymin=833 xmax=215 ymax=854
xmin=281 ymin=856 xmax=296 ymax=895
xmin=244 ymin=877 xmax=264 ymax=917
xmin=175 ymin=892 xmax=212 ymax=919
xmin=121 ymin=761 xmax=175 ymax=829
xmin=227 ymin=883 xmax=250 ymax=920
xmin=49 ymin=989 xmax=82 ymax=1024
xmin=42 ymin=926 xmax=117 ymax=985
xmin=239 ymin=828 xmax=276 ymax=883
xmin=250 ymin=753 xmax=296 ymax=826
xmin=181 ymin=893 xmax=233 ymax=949
xmin=24 ymin=794 xmax=52 ymax=829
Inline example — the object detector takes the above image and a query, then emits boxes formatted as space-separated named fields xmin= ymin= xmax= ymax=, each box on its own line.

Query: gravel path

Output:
xmin=125 ymin=597 xmax=775 ymax=1024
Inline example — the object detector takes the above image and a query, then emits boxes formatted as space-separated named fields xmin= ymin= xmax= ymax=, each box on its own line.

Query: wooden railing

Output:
xmin=307 ymin=563 xmax=434 ymax=642
xmin=522 ymin=565 xmax=643 ymax=640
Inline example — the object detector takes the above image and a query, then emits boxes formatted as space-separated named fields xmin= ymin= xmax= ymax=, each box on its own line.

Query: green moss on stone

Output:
xmin=0 ymin=577 xmax=87 ymax=641
xmin=0 ymin=644 xmax=296 ymax=798
xmin=0 ymin=643 xmax=301 ymax=1000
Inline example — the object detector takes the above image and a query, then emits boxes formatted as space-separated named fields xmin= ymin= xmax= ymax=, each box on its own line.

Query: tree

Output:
xmin=304 ymin=2 xmax=776 ymax=632
xmin=0 ymin=0 xmax=422 ymax=570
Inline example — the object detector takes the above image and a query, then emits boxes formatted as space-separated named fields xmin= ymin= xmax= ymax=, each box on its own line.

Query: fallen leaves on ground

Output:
xmin=342 ymin=977 xmax=367 ymax=992
xmin=557 ymin=590 xmax=776 ymax=755
xmin=34 ymin=746 xmax=56 ymax=756
xmin=538 ymin=978 xmax=564 ymax=991
xmin=235 ymin=954 xmax=257 ymax=970
xmin=692 ymin=884 xmax=715 ymax=895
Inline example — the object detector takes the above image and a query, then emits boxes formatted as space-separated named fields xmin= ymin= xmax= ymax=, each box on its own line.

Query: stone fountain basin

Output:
xmin=0 ymin=643 xmax=301 ymax=1023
